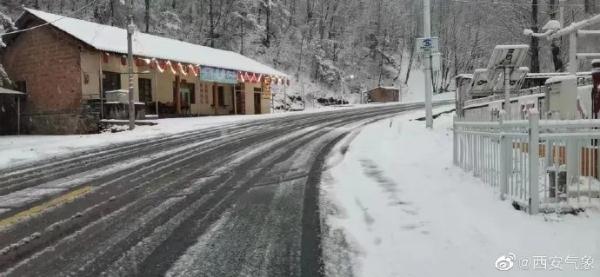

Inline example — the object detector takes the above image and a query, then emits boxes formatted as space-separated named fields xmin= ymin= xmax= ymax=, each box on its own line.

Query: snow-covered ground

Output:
xmin=404 ymin=68 xmax=456 ymax=103
xmin=0 ymin=109 xmax=328 ymax=169
xmin=0 ymin=103 xmax=435 ymax=169
xmin=321 ymin=108 xmax=600 ymax=277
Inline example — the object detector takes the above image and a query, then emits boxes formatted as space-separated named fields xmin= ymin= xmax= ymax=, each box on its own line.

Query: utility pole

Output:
xmin=423 ymin=0 xmax=433 ymax=128
xmin=503 ymin=66 xmax=512 ymax=117
xmin=530 ymin=0 xmax=540 ymax=73
xmin=127 ymin=0 xmax=136 ymax=130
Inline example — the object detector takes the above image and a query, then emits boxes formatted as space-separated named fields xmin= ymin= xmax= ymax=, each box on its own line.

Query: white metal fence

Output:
xmin=454 ymin=112 xmax=600 ymax=214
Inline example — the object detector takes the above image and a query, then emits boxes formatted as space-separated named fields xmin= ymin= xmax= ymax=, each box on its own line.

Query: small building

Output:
xmin=2 ymin=8 xmax=288 ymax=134
xmin=367 ymin=86 xmax=400 ymax=103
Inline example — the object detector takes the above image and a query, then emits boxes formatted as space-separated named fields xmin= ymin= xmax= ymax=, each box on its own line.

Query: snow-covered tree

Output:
xmin=0 ymin=10 xmax=14 ymax=88
xmin=0 ymin=0 xmax=599 ymax=97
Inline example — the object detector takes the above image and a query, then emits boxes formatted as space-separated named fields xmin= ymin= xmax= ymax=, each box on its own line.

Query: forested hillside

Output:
xmin=0 ymin=0 xmax=598 ymax=98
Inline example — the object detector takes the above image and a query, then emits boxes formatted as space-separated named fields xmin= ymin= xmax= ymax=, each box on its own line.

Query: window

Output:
xmin=138 ymin=78 xmax=152 ymax=102
xmin=102 ymin=71 xmax=121 ymax=94
xmin=218 ymin=86 xmax=225 ymax=106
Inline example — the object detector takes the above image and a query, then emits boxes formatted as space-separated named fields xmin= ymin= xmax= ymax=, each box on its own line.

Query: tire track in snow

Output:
xmin=0 ymin=103 xmax=437 ymax=276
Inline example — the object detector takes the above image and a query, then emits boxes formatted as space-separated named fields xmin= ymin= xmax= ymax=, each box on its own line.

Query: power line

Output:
xmin=0 ymin=0 xmax=105 ymax=37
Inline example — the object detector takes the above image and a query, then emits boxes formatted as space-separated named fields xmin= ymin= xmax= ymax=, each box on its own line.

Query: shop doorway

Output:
xmin=236 ymin=91 xmax=243 ymax=114
xmin=172 ymin=81 xmax=195 ymax=115
xmin=254 ymin=93 xmax=261 ymax=114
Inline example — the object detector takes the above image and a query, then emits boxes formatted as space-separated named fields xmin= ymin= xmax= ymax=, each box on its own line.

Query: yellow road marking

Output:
xmin=0 ymin=186 xmax=93 ymax=231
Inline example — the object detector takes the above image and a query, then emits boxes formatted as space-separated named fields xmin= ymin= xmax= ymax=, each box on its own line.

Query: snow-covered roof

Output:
xmin=454 ymin=74 xmax=473 ymax=79
xmin=20 ymin=8 xmax=287 ymax=77
xmin=545 ymin=75 xmax=578 ymax=85
xmin=493 ymin=44 xmax=529 ymax=50
xmin=542 ymin=20 xmax=561 ymax=31
xmin=0 ymin=87 xmax=24 ymax=95
xmin=524 ymin=72 xmax=591 ymax=79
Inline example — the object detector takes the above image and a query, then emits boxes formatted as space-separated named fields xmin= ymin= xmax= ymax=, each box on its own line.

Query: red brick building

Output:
xmin=367 ymin=86 xmax=400 ymax=103
xmin=2 ymin=8 xmax=288 ymax=134
xmin=3 ymin=13 xmax=92 ymax=134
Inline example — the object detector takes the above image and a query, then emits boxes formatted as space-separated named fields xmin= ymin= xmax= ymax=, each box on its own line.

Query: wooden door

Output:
xmin=254 ymin=93 xmax=261 ymax=114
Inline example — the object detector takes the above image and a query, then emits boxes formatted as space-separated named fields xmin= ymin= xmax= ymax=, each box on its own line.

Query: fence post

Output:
xmin=499 ymin=114 xmax=508 ymax=200
xmin=528 ymin=111 xmax=540 ymax=215
xmin=453 ymin=115 xmax=458 ymax=166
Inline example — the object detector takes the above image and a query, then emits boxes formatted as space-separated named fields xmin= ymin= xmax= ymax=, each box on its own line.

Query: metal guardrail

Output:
xmin=454 ymin=113 xmax=600 ymax=214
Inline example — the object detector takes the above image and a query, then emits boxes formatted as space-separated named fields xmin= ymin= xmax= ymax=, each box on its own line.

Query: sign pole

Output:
xmin=423 ymin=0 xmax=433 ymax=128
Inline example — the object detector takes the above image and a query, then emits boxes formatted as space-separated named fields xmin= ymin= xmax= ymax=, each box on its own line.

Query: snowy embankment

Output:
xmin=321 ymin=108 xmax=600 ymax=277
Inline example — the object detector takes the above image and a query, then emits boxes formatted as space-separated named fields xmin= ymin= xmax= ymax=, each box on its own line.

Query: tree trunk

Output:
xmin=209 ymin=0 xmax=215 ymax=47
xmin=530 ymin=0 xmax=540 ymax=73
xmin=264 ymin=0 xmax=271 ymax=47
xmin=404 ymin=40 xmax=415 ymax=85
xmin=144 ymin=0 xmax=150 ymax=33
xmin=548 ymin=0 xmax=564 ymax=72
xmin=296 ymin=36 xmax=305 ymax=80
xmin=239 ymin=17 xmax=244 ymax=54
xmin=585 ymin=0 xmax=596 ymax=14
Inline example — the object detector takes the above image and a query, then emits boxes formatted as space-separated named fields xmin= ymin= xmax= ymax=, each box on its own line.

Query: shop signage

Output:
xmin=200 ymin=66 xmax=238 ymax=84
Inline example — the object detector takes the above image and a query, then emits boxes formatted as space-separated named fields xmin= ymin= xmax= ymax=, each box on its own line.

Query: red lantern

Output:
xmin=120 ymin=55 xmax=127 ymax=66
xmin=103 ymin=52 xmax=110 ymax=63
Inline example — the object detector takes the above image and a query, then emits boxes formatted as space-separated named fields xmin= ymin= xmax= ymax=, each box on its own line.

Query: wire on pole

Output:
xmin=0 ymin=0 xmax=105 ymax=37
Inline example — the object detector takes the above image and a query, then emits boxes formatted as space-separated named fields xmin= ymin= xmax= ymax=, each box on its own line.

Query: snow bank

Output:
xmin=321 ymin=109 xmax=600 ymax=277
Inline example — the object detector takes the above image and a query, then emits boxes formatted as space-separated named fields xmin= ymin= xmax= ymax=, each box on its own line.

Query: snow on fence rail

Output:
xmin=453 ymin=112 xmax=600 ymax=214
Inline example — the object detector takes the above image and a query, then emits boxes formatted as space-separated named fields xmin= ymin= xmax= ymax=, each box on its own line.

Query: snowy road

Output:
xmin=0 ymin=102 xmax=448 ymax=277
